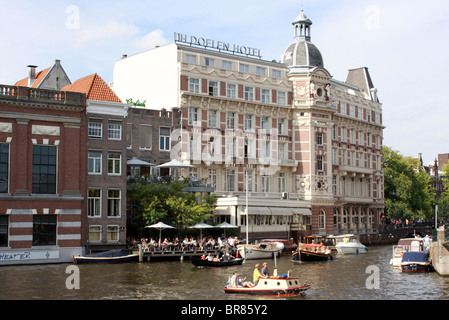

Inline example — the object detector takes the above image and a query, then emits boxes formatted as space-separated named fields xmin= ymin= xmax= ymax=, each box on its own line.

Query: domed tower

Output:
xmin=285 ymin=11 xmax=335 ymax=236
xmin=281 ymin=10 xmax=325 ymax=73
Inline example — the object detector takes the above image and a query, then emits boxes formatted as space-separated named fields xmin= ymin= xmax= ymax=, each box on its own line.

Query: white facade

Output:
xmin=112 ymin=43 xmax=179 ymax=110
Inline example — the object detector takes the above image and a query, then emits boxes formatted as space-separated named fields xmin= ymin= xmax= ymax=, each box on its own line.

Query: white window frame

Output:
xmin=239 ymin=64 xmax=249 ymax=73
xmin=208 ymin=110 xmax=218 ymax=128
xmin=189 ymin=78 xmax=200 ymax=93
xmin=88 ymin=189 xmax=102 ymax=217
xmin=108 ymin=153 xmax=121 ymax=175
xmin=107 ymin=225 xmax=120 ymax=242
xmin=244 ymin=86 xmax=254 ymax=101
xmin=261 ymin=89 xmax=270 ymax=104
xmin=88 ymin=122 xmax=102 ymax=139
xmin=222 ymin=60 xmax=232 ymax=70
xmin=89 ymin=225 xmax=102 ymax=242
xmin=159 ymin=126 xmax=171 ymax=151
xmin=256 ymin=67 xmax=266 ymax=76
xmin=108 ymin=123 xmax=122 ymax=141
xmin=88 ymin=152 xmax=102 ymax=175
xmin=278 ymin=91 xmax=286 ymax=105
xmin=185 ymin=54 xmax=197 ymax=64
xmin=107 ymin=189 xmax=121 ymax=217
xmin=226 ymin=84 xmax=236 ymax=99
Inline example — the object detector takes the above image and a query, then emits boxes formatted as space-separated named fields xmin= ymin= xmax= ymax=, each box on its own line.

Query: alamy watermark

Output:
xmin=65 ymin=265 xmax=80 ymax=290
xmin=365 ymin=265 xmax=380 ymax=290
xmin=366 ymin=5 xmax=381 ymax=30
xmin=65 ymin=5 xmax=80 ymax=30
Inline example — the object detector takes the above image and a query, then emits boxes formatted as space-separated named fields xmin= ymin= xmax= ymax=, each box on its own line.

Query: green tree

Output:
xmin=383 ymin=146 xmax=434 ymax=221
xmin=437 ymin=163 xmax=449 ymax=221
xmin=128 ymin=180 xmax=216 ymax=230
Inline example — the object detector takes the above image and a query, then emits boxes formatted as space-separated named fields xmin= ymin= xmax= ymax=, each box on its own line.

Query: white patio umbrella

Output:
xmin=145 ymin=222 xmax=176 ymax=242
xmin=127 ymin=157 xmax=154 ymax=166
xmin=188 ymin=222 xmax=213 ymax=239
xmin=156 ymin=159 xmax=195 ymax=168
xmin=156 ymin=159 xmax=195 ymax=179
xmin=127 ymin=157 xmax=154 ymax=177
xmin=215 ymin=222 xmax=238 ymax=236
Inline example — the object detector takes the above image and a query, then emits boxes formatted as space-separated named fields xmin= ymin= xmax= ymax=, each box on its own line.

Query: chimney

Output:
xmin=27 ymin=65 xmax=38 ymax=87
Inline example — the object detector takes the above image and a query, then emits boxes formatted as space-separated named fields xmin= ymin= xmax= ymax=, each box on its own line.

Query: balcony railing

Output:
xmin=0 ymin=84 xmax=86 ymax=107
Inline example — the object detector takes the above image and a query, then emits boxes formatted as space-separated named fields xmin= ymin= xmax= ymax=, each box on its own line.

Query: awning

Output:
xmin=240 ymin=206 xmax=311 ymax=216
xmin=246 ymin=207 xmax=271 ymax=215
xmin=291 ymin=208 xmax=312 ymax=216
xmin=214 ymin=206 xmax=230 ymax=215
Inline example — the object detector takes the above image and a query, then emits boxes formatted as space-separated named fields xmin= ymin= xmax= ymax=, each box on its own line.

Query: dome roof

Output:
xmin=282 ymin=41 xmax=324 ymax=69
xmin=281 ymin=10 xmax=324 ymax=70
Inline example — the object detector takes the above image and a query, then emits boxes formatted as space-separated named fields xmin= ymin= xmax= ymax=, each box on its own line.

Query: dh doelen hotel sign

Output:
xmin=174 ymin=32 xmax=262 ymax=58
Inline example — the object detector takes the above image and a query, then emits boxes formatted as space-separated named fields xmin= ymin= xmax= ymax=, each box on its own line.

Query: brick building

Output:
xmin=0 ymin=84 xmax=86 ymax=265
xmin=62 ymin=73 xmax=130 ymax=252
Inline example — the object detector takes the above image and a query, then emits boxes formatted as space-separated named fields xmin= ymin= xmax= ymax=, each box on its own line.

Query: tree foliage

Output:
xmin=437 ymin=163 xmax=449 ymax=220
xmin=128 ymin=180 xmax=216 ymax=229
xmin=383 ymin=146 xmax=435 ymax=221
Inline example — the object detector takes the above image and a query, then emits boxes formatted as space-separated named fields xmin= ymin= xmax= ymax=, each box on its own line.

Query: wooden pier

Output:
xmin=136 ymin=245 xmax=236 ymax=262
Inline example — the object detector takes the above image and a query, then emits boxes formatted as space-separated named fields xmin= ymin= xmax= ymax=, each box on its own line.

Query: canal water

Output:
xmin=1 ymin=245 xmax=449 ymax=300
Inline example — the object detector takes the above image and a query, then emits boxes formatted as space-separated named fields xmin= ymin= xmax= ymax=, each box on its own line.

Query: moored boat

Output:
xmin=261 ymin=239 xmax=297 ymax=254
xmin=400 ymin=251 xmax=432 ymax=272
xmin=224 ymin=274 xmax=310 ymax=296
xmin=237 ymin=241 xmax=283 ymax=260
xmin=190 ymin=256 xmax=244 ymax=267
xmin=292 ymin=244 xmax=332 ymax=262
xmin=390 ymin=237 xmax=429 ymax=268
xmin=72 ymin=249 xmax=139 ymax=264
xmin=334 ymin=235 xmax=368 ymax=255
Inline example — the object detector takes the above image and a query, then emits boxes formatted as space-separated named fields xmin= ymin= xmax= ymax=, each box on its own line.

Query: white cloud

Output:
xmin=132 ymin=29 xmax=171 ymax=50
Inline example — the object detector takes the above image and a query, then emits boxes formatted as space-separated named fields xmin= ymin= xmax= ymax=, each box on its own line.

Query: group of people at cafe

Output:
xmin=134 ymin=235 xmax=241 ymax=252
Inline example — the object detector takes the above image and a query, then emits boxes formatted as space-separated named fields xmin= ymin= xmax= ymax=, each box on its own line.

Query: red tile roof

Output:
xmin=15 ymin=67 xmax=51 ymax=88
xmin=62 ymin=73 xmax=122 ymax=103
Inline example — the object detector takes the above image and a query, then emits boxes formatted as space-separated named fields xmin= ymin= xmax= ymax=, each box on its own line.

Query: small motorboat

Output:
xmin=292 ymin=244 xmax=332 ymax=262
xmin=390 ymin=237 xmax=428 ymax=268
xmin=190 ymin=256 xmax=244 ymax=267
xmin=224 ymin=273 xmax=310 ymax=297
xmin=237 ymin=241 xmax=283 ymax=260
xmin=401 ymin=251 xmax=432 ymax=273
xmin=334 ymin=235 xmax=368 ymax=255
xmin=72 ymin=249 xmax=139 ymax=264
xmin=261 ymin=239 xmax=298 ymax=254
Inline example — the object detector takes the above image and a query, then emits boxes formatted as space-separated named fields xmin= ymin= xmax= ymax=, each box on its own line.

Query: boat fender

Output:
xmin=365 ymin=247 xmax=369 ymax=252
xmin=356 ymin=249 xmax=359 ymax=255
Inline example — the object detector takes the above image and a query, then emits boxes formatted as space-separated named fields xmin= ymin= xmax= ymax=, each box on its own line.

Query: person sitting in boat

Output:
xmin=206 ymin=253 xmax=213 ymax=261
xmin=212 ymin=255 xmax=220 ymax=262
xmin=230 ymin=271 xmax=254 ymax=288
xmin=253 ymin=263 xmax=268 ymax=286
xmin=220 ymin=250 xmax=235 ymax=262
xmin=261 ymin=262 xmax=270 ymax=277
xmin=325 ymin=247 xmax=331 ymax=255
xmin=201 ymin=254 xmax=206 ymax=260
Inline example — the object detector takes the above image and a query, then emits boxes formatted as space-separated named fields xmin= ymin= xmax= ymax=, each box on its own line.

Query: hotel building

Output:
xmin=112 ymin=11 xmax=384 ymax=240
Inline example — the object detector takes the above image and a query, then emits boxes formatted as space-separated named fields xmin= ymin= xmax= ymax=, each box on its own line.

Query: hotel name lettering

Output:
xmin=174 ymin=32 xmax=262 ymax=58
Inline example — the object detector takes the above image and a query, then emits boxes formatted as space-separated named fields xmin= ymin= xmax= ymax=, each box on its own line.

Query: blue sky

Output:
xmin=1 ymin=0 xmax=449 ymax=165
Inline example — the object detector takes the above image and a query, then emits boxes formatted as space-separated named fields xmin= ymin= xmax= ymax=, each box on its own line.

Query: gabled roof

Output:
xmin=15 ymin=67 xmax=51 ymax=88
xmin=62 ymin=73 xmax=122 ymax=103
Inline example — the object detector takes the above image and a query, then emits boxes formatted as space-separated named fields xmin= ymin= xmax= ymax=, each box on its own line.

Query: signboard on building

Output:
xmin=174 ymin=32 xmax=262 ymax=58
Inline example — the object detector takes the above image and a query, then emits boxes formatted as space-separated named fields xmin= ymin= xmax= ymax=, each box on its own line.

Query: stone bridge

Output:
xmin=360 ymin=226 xmax=433 ymax=246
